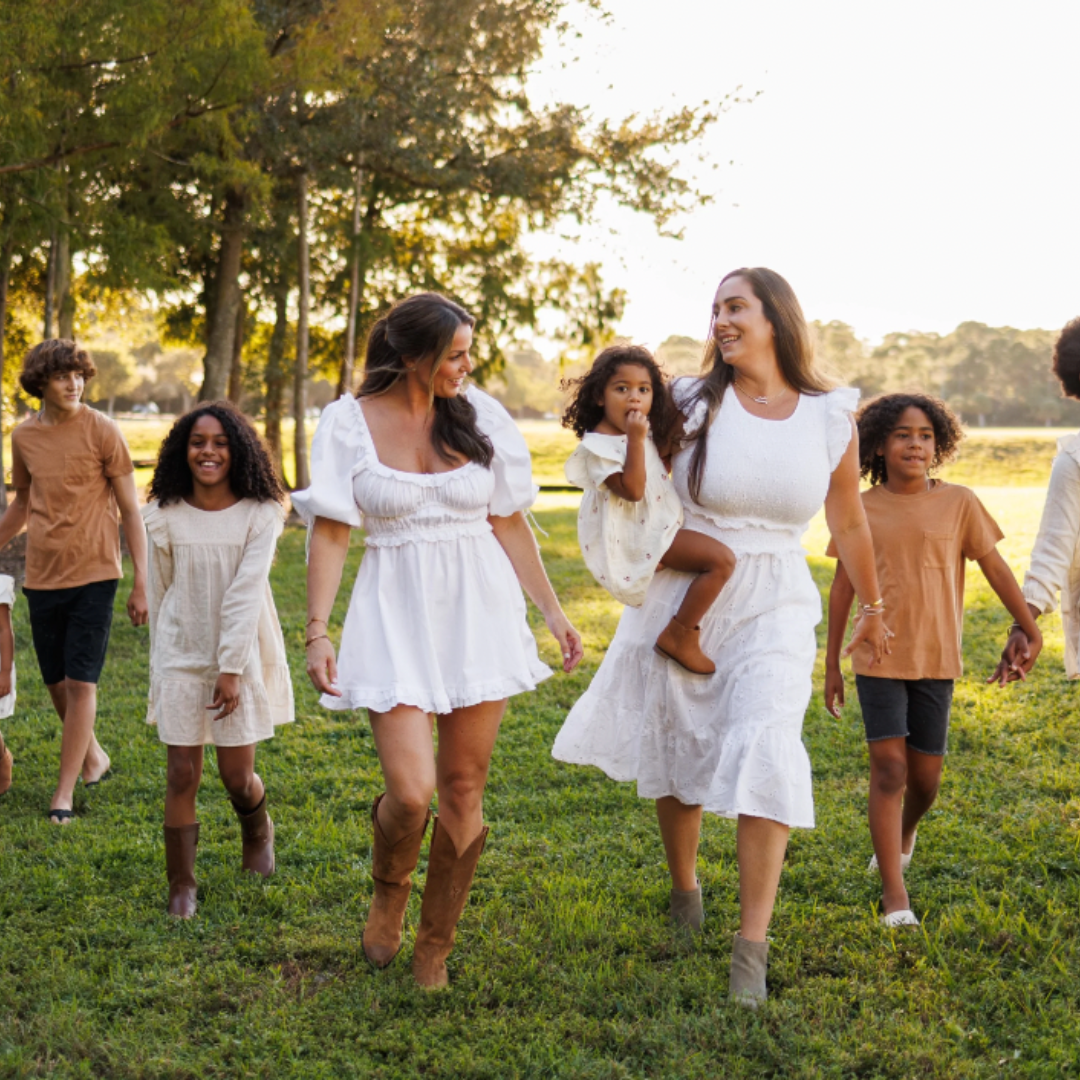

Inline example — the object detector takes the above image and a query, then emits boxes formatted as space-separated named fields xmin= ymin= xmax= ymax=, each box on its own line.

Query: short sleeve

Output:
xmin=10 ymin=429 xmax=29 ymax=490
xmin=826 ymin=387 xmax=861 ymax=472
xmin=672 ymin=377 xmax=709 ymax=440
xmin=961 ymin=490 xmax=1004 ymax=562
xmin=289 ymin=396 xmax=366 ymax=529
xmin=99 ymin=417 xmax=134 ymax=478
xmin=0 ymin=574 xmax=14 ymax=609
xmin=467 ymin=386 xmax=538 ymax=516
xmin=564 ymin=433 xmax=627 ymax=491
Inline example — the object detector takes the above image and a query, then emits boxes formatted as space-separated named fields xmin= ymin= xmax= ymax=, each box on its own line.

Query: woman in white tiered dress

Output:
xmin=293 ymin=292 xmax=582 ymax=990
xmin=554 ymin=268 xmax=890 ymax=1005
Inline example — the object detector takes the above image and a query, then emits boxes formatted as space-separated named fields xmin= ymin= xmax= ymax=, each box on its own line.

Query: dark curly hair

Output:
xmin=148 ymin=402 xmax=286 ymax=506
xmin=856 ymin=392 xmax=963 ymax=486
xmin=19 ymin=338 xmax=97 ymax=398
xmin=1052 ymin=317 xmax=1080 ymax=399
xmin=561 ymin=344 xmax=676 ymax=451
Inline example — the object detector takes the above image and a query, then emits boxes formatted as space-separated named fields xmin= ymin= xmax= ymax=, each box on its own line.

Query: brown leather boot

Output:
xmin=0 ymin=736 xmax=12 ymax=797
xmin=233 ymin=793 xmax=275 ymax=877
xmin=164 ymin=823 xmax=199 ymax=918
xmin=363 ymin=794 xmax=431 ymax=968
xmin=412 ymin=816 xmax=488 ymax=990
xmin=655 ymin=617 xmax=716 ymax=675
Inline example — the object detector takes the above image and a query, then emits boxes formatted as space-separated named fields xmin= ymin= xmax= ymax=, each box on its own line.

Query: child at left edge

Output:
xmin=823 ymin=392 xmax=1041 ymax=927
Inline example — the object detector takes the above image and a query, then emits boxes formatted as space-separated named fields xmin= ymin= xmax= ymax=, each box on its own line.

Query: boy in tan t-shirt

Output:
xmin=0 ymin=339 xmax=148 ymax=823
xmin=823 ymin=392 xmax=1040 ymax=929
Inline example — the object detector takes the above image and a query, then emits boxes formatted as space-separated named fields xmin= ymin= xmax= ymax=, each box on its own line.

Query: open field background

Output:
xmin=1 ymin=427 xmax=1079 ymax=1078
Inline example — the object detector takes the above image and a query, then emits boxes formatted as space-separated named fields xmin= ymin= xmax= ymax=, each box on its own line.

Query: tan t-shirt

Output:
xmin=11 ymin=406 xmax=134 ymax=590
xmin=826 ymin=482 xmax=1003 ymax=680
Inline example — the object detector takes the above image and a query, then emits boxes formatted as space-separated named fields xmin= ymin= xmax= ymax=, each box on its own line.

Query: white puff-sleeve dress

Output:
xmin=291 ymin=386 xmax=551 ymax=715
xmin=553 ymin=381 xmax=858 ymax=828
xmin=565 ymin=434 xmax=683 ymax=607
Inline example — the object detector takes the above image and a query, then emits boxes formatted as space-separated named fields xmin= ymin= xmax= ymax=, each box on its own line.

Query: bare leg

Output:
xmin=901 ymin=747 xmax=944 ymax=854
xmin=867 ymin=737 xmax=910 ymax=915
xmin=46 ymin=680 xmax=110 ymax=784
xmin=737 ymin=815 xmax=789 ymax=942
xmin=49 ymin=680 xmax=100 ymax=818
xmin=655 ymin=795 xmax=703 ymax=891
xmin=216 ymin=744 xmax=264 ymax=812
xmin=660 ymin=529 xmax=736 ymax=628
xmin=369 ymin=705 xmax=438 ymax=844
xmin=435 ymin=699 xmax=507 ymax=852
xmin=165 ymin=745 xmax=204 ymax=827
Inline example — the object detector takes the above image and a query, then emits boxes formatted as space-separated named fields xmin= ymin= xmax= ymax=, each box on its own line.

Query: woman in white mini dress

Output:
xmin=294 ymin=292 xmax=583 ymax=990
xmin=553 ymin=268 xmax=890 ymax=1004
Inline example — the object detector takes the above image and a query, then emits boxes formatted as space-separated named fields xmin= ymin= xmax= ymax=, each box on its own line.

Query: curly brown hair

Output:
xmin=1052 ymin=317 xmax=1080 ymax=399
xmin=148 ymin=402 xmax=286 ymax=506
xmin=561 ymin=344 xmax=676 ymax=450
xmin=19 ymin=339 xmax=97 ymax=399
xmin=856 ymin=392 xmax=963 ymax=486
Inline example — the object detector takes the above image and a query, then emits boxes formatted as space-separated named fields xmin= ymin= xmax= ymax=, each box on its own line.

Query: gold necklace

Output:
xmin=734 ymin=379 xmax=787 ymax=406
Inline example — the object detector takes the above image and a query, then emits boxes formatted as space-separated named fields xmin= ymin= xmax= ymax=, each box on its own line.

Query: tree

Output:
xmin=84 ymin=348 xmax=136 ymax=415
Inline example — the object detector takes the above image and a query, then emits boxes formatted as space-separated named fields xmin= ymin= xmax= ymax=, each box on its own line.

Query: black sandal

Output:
xmin=47 ymin=808 xmax=76 ymax=825
xmin=83 ymin=769 xmax=113 ymax=789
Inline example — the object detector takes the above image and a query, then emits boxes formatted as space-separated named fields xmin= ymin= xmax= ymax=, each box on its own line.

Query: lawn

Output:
xmin=1 ymin=437 xmax=1079 ymax=1076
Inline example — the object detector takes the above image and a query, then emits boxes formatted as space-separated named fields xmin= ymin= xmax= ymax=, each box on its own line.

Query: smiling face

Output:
xmin=187 ymin=414 xmax=232 ymax=492
xmin=880 ymin=406 xmax=935 ymax=484
xmin=599 ymin=362 xmax=654 ymax=433
xmin=42 ymin=369 xmax=85 ymax=415
xmin=412 ymin=322 xmax=474 ymax=399
xmin=710 ymin=275 xmax=775 ymax=366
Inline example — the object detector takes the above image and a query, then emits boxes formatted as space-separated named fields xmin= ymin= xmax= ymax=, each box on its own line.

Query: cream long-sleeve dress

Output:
xmin=143 ymin=498 xmax=294 ymax=746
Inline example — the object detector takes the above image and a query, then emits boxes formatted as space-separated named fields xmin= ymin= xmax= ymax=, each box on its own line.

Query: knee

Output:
xmin=713 ymin=546 xmax=737 ymax=577
xmin=386 ymin=788 xmax=434 ymax=824
xmin=907 ymin=766 xmax=941 ymax=804
xmin=871 ymin=754 xmax=907 ymax=795
xmin=167 ymin=754 xmax=200 ymax=796
xmin=218 ymin=762 xmax=257 ymax=802
xmin=438 ymin=769 xmax=484 ymax=813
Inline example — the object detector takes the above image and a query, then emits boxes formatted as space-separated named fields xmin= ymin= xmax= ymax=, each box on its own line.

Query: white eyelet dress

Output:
xmin=291 ymin=386 xmax=551 ymax=715
xmin=553 ymin=381 xmax=858 ymax=827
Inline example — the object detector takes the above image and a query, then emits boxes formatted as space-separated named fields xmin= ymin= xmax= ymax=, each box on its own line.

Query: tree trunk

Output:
xmin=292 ymin=172 xmax=311 ymax=491
xmin=56 ymin=220 xmax=74 ymax=339
xmin=201 ymin=187 xmax=246 ymax=401
xmin=0 ymin=234 xmax=14 ymax=510
xmin=264 ymin=278 xmax=290 ymax=483
xmin=338 ymin=162 xmax=364 ymax=397
xmin=227 ymin=298 xmax=246 ymax=403
xmin=43 ymin=223 xmax=58 ymax=339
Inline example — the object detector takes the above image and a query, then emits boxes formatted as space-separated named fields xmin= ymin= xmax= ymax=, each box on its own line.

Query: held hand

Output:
xmin=306 ymin=636 xmax=341 ymax=696
xmin=208 ymin=672 xmax=241 ymax=721
xmin=625 ymin=410 xmax=650 ymax=443
xmin=546 ymin=612 xmax=584 ymax=673
xmin=824 ymin=666 xmax=845 ymax=718
xmin=842 ymin=612 xmax=892 ymax=667
xmin=988 ymin=628 xmax=1042 ymax=687
xmin=127 ymin=585 xmax=149 ymax=627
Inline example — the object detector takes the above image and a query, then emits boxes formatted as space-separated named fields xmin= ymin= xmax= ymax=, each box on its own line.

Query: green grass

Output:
xmin=3 ymin=485 xmax=1080 ymax=1076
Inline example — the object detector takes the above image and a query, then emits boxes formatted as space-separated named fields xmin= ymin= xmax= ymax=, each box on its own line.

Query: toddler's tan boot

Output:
xmin=655 ymin=617 xmax=716 ymax=675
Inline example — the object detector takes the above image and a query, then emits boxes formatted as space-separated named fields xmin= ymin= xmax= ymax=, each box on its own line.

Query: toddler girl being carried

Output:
xmin=563 ymin=345 xmax=735 ymax=674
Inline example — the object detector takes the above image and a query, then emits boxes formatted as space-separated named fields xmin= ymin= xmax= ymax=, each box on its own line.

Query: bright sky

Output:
xmin=528 ymin=0 xmax=1080 ymax=349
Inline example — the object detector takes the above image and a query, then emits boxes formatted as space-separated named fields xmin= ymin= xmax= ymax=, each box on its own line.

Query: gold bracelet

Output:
xmin=305 ymin=633 xmax=330 ymax=648
xmin=306 ymin=616 xmax=328 ymax=628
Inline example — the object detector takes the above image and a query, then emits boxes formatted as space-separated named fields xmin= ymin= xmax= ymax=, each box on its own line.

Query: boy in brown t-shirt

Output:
xmin=823 ymin=393 xmax=1040 ymax=928
xmin=0 ymin=339 xmax=148 ymax=824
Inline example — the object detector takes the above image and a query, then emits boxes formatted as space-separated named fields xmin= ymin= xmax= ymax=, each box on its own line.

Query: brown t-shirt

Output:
xmin=11 ymin=406 xmax=134 ymax=590
xmin=826 ymin=482 xmax=1004 ymax=680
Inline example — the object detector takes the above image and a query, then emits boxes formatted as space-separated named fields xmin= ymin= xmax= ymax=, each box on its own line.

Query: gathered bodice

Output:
xmin=671 ymin=381 xmax=858 ymax=554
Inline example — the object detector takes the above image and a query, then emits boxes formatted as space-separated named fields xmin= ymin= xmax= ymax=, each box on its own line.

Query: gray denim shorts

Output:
xmin=854 ymin=675 xmax=954 ymax=756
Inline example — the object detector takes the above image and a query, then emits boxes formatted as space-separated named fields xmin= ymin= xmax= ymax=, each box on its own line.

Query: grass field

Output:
xmin=1 ymin=432 xmax=1079 ymax=1077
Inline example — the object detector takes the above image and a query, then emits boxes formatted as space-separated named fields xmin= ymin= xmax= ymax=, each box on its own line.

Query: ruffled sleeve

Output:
xmin=0 ymin=574 xmax=14 ymax=609
xmin=467 ymin=385 xmax=538 ymax=516
xmin=141 ymin=500 xmax=173 ymax=639
xmin=825 ymin=387 xmax=861 ymax=472
xmin=289 ymin=396 xmax=366 ymax=529
xmin=564 ymin=433 xmax=627 ymax=491
xmin=672 ymin=377 xmax=709 ymax=440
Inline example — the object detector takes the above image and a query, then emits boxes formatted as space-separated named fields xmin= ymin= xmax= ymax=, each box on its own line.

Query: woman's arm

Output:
xmin=305 ymin=517 xmax=352 ymax=695
xmin=489 ymin=511 xmax=583 ymax=672
xmin=823 ymin=419 xmax=890 ymax=665
xmin=824 ymin=560 xmax=856 ymax=717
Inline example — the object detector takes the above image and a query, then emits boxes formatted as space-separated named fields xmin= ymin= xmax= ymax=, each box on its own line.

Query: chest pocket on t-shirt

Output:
xmin=923 ymin=532 xmax=955 ymax=568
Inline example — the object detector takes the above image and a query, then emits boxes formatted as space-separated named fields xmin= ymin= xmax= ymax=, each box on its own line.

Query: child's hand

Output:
xmin=824 ymin=666 xmax=844 ymax=717
xmin=0 ymin=671 xmax=11 ymax=699
xmin=625 ymin=410 xmax=650 ymax=443
xmin=988 ymin=626 xmax=1042 ymax=687
xmin=208 ymin=672 xmax=241 ymax=721
xmin=127 ymin=585 xmax=149 ymax=627
xmin=843 ymin=612 xmax=893 ymax=667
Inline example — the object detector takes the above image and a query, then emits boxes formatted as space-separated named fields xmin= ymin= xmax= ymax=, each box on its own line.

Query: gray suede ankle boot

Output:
xmin=669 ymin=883 xmax=704 ymax=931
xmin=729 ymin=933 xmax=768 ymax=1007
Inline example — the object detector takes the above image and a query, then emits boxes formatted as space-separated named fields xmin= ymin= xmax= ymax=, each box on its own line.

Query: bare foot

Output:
xmin=82 ymin=751 xmax=112 ymax=786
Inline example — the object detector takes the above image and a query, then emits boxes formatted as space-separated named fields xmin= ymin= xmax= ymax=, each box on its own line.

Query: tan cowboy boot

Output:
xmin=0 ymin=736 xmax=12 ymax=796
xmin=164 ymin=823 xmax=199 ymax=918
xmin=655 ymin=617 xmax=716 ymax=675
xmin=233 ymin=793 xmax=275 ymax=877
xmin=412 ymin=816 xmax=488 ymax=990
xmin=363 ymin=794 xmax=431 ymax=968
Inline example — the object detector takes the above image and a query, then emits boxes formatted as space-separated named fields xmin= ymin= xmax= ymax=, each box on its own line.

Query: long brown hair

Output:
xmin=357 ymin=292 xmax=493 ymax=467
xmin=683 ymin=267 xmax=832 ymax=503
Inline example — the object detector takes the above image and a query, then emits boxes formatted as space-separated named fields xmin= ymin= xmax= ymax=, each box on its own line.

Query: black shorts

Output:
xmin=24 ymin=579 xmax=119 ymax=686
xmin=854 ymin=675 xmax=954 ymax=756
